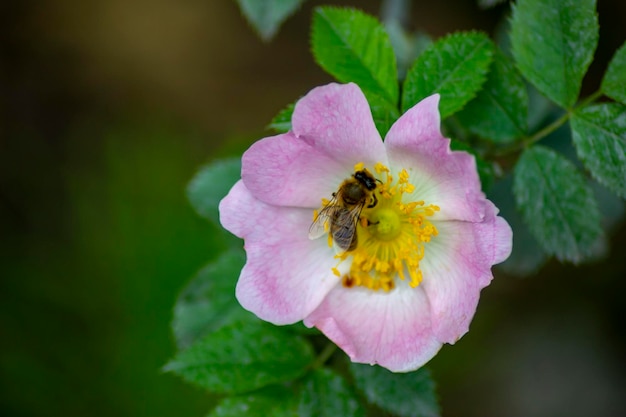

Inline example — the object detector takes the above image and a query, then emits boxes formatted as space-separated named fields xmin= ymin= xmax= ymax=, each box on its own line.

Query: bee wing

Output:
xmin=330 ymin=204 xmax=363 ymax=251
xmin=309 ymin=204 xmax=336 ymax=240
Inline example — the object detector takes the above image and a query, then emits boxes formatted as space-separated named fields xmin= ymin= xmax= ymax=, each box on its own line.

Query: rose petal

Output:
xmin=304 ymin=283 xmax=442 ymax=372
xmin=420 ymin=207 xmax=513 ymax=344
xmin=242 ymin=83 xmax=388 ymax=208
xmin=242 ymin=132 xmax=350 ymax=208
xmin=219 ymin=181 xmax=340 ymax=324
xmin=292 ymin=83 xmax=387 ymax=168
xmin=385 ymin=94 xmax=488 ymax=222
xmin=220 ymin=83 xmax=514 ymax=373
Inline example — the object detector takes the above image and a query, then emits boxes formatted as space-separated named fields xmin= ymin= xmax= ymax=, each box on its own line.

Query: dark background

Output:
xmin=1 ymin=1 xmax=625 ymax=416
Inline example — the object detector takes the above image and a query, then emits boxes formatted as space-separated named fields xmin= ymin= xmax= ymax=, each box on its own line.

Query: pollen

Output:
xmin=336 ymin=162 xmax=439 ymax=292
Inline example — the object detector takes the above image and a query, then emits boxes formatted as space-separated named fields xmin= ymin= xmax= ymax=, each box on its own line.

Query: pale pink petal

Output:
xmin=220 ymin=83 xmax=513 ymax=372
xmin=291 ymin=83 xmax=387 ymax=169
xmin=385 ymin=94 xmax=488 ymax=222
xmin=219 ymin=181 xmax=340 ymax=324
xmin=242 ymin=83 xmax=388 ymax=208
xmin=420 ymin=206 xmax=513 ymax=344
xmin=241 ymin=132 xmax=349 ymax=208
xmin=304 ymin=283 xmax=442 ymax=372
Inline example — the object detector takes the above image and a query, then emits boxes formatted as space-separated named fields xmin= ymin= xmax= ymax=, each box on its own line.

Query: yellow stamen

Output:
xmin=316 ymin=162 xmax=439 ymax=292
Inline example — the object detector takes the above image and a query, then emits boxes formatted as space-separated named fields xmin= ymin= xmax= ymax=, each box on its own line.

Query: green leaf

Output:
xmin=366 ymin=91 xmax=400 ymax=138
xmin=601 ymin=41 xmax=626 ymax=104
xmin=402 ymin=31 xmax=494 ymax=118
xmin=570 ymin=103 xmax=626 ymax=198
xmin=164 ymin=321 xmax=314 ymax=394
xmin=297 ymin=369 xmax=364 ymax=417
xmin=488 ymin=175 xmax=548 ymax=276
xmin=350 ymin=364 xmax=440 ymax=417
xmin=236 ymin=0 xmax=305 ymax=41
xmin=268 ymin=102 xmax=295 ymax=133
xmin=187 ymin=157 xmax=241 ymax=226
xmin=513 ymin=145 xmax=603 ymax=263
xmin=510 ymin=0 xmax=599 ymax=109
xmin=311 ymin=7 xmax=399 ymax=104
xmin=456 ymin=48 xmax=528 ymax=143
xmin=209 ymin=385 xmax=297 ymax=417
xmin=172 ymin=249 xmax=257 ymax=350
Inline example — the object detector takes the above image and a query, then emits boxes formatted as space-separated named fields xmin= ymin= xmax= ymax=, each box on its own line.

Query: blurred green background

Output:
xmin=1 ymin=1 xmax=625 ymax=416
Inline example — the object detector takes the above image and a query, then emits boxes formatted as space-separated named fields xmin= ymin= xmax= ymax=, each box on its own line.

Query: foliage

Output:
xmin=513 ymin=146 xmax=603 ymax=263
xmin=171 ymin=249 xmax=256 ymax=350
xmin=402 ymin=31 xmax=494 ymax=117
xmin=571 ymin=103 xmax=626 ymax=198
xmin=187 ymin=157 xmax=241 ymax=227
xmin=164 ymin=320 xmax=314 ymax=394
xmin=601 ymin=41 xmax=626 ymax=104
xmin=311 ymin=7 xmax=400 ymax=136
xmin=350 ymin=364 xmax=440 ymax=417
xmin=174 ymin=1 xmax=626 ymax=415
xmin=510 ymin=0 xmax=598 ymax=108
xmin=456 ymin=47 xmax=528 ymax=143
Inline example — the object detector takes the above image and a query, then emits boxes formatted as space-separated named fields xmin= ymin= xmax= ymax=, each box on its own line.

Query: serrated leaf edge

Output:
xmin=571 ymin=110 xmax=626 ymax=198
xmin=312 ymin=6 xmax=398 ymax=104
xmin=514 ymin=146 xmax=603 ymax=263
xmin=402 ymin=30 xmax=494 ymax=115
xmin=601 ymin=41 xmax=626 ymax=104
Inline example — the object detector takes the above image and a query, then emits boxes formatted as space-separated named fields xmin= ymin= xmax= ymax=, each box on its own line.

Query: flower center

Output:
xmin=328 ymin=162 xmax=439 ymax=292
xmin=368 ymin=208 xmax=401 ymax=241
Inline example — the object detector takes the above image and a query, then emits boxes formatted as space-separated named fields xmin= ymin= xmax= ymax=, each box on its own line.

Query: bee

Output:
xmin=309 ymin=168 xmax=379 ymax=252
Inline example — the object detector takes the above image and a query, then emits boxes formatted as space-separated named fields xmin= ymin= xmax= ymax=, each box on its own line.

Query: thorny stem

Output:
xmin=492 ymin=90 xmax=604 ymax=157
xmin=310 ymin=342 xmax=337 ymax=369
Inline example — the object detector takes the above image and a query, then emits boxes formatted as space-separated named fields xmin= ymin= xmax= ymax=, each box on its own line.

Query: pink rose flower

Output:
xmin=219 ymin=82 xmax=512 ymax=372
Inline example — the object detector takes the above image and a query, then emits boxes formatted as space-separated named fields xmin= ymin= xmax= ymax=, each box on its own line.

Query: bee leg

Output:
xmin=360 ymin=217 xmax=379 ymax=227
xmin=367 ymin=193 xmax=378 ymax=208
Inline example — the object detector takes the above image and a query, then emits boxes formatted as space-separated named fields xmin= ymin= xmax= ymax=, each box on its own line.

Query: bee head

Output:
xmin=353 ymin=169 xmax=377 ymax=191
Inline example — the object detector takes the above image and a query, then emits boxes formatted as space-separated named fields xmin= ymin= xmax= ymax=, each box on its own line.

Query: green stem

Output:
xmin=310 ymin=343 xmax=337 ymax=369
xmin=577 ymin=89 xmax=603 ymax=108
xmin=523 ymin=111 xmax=570 ymax=147
xmin=493 ymin=89 xmax=604 ymax=157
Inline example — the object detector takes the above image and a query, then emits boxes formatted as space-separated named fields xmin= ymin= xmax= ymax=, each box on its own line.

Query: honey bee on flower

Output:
xmin=308 ymin=166 xmax=379 ymax=252
xmin=220 ymin=82 xmax=512 ymax=372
